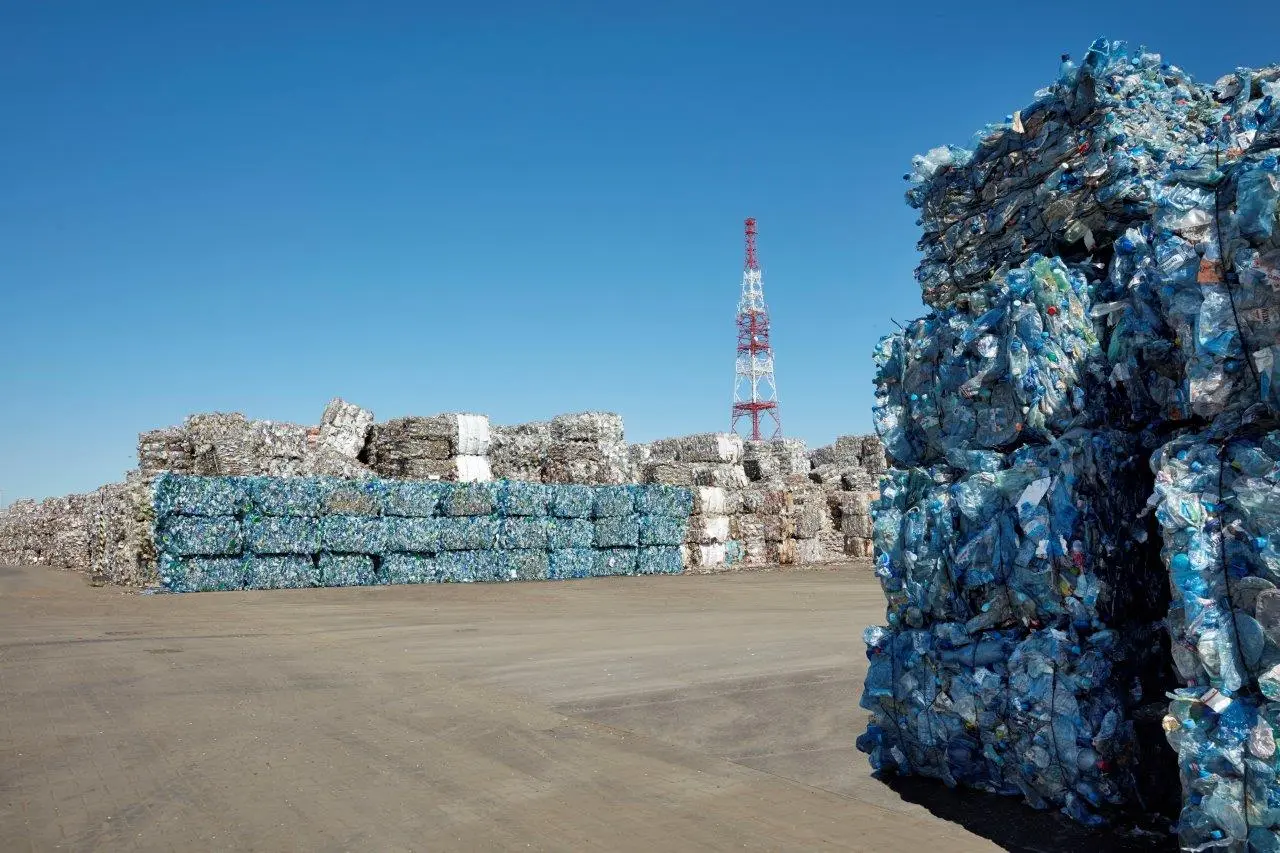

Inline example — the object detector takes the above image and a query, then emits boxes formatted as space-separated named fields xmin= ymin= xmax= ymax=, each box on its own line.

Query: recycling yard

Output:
xmin=0 ymin=562 xmax=1149 ymax=853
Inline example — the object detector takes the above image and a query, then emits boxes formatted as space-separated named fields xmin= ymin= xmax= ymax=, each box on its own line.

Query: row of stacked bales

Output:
xmin=152 ymin=474 xmax=692 ymax=592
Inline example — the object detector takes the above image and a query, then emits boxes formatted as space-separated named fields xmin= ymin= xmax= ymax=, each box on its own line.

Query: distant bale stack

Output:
xmin=367 ymin=413 xmax=492 ymax=482
xmin=541 ymin=412 xmax=631 ymax=485
xmin=489 ymin=421 xmax=552 ymax=481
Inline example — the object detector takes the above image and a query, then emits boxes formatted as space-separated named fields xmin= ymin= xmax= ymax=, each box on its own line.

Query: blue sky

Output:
xmin=2 ymin=1 xmax=1277 ymax=502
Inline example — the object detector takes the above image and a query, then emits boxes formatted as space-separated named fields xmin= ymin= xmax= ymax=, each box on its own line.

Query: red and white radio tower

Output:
xmin=730 ymin=217 xmax=782 ymax=440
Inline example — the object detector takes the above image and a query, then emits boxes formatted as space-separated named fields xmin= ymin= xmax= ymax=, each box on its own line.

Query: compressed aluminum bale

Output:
xmin=157 ymin=516 xmax=242 ymax=557
xmin=319 ymin=517 xmax=388 ymax=554
xmin=382 ymin=517 xmax=441 ymax=553
xmin=454 ymin=455 xmax=493 ymax=483
xmin=154 ymin=474 xmax=249 ymax=517
xmin=498 ymin=481 xmax=550 ymax=517
xmin=185 ymin=412 xmax=278 ymax=477
xmin=541 ymin=455 xmax=631 ymax=486
xmin=640 ymin=461 xmax=699 ymax=486
xmin=436 ymin=550 xmax=501 ymax=583
xmin=546 ymin=518 xmax=594 ymax=549
xmin=634 ymin=485 xmax=693 ymax=518
xmin=87 ymin=476 xmax=157 ymax=587
xmin=693 ymin=464 xmax=750 ymax=490
xmin=860 ymin=437 xmax=888 ymax=473
xmin=319 ymin=553 xmax=376 ymax=586
xmin=594 ymin=516 xmax=640 ymax=548
xmin=742 ymin=455 xmax=780 ymax=483
xmin=379 ymin=553 xmax=438 ymax=584
xmin=319 ymin=479 xmax=384 ymax=516
xmin=160 ymin=555 xmax=246 ymax=592
xmin=244 ymin=517 xmax=320 ymax=555
xmin=138 ymin=427 xmax=195 ymax=475
xmin=637 ymin=546 xmax=682 ymax=575
xmin=498 ymin=517 xmax=550 ymax=550
xmin=550 ymin=412 xmax=624 ymax=444
xmin=676 ymin=433 xmax=744 ymax=464
xmin=549 ymin=485 xmax=594 ymax=518
xmin=592 ymin=485 xmax=635 ymax=518
xmin=243 ymin=555 xmax=321 ymax=590
xmin=499 ymin=550 xmax=550 ymax=581
xmin=693 ymin=486 xmax=727 ymax=516
xmin=794 ymin=504 xmax=825 ymax=539
xmin=380 ymin=481 xmax=447 ymax=518
xmin=316 ymin=398 xmax=374 ymax=460
xmin=436 ymin=517 xmax=499 ymax=551
xmin=442 ymin=482 xmax=497 ymax=517
xmin=730 ymin=514 xmax=765 ymax=541
xmin=639 ymin=516 xmax=686 ymax=547
xmin=809 ymin=435 xmax=866 ymax=469
xmin=248 ymin=477 xmax=323 ymax=517
xmin=593 ymin=548 xmax=637 ymax=576
xmin=253 ymin=420 xmax=310 ymax=477
xmin=548 ymin=548 xmax=593 ymax=579
xmin=366 ymin=417 xmax=454 ymax=477
xmin=842 ymin=470 xmax=876 ymax=492
xmin=299 ymin=446 xmax=374 ymax=479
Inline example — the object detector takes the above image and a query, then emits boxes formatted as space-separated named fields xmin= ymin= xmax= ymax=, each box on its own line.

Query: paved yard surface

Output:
xmin=0 ymin=563 xmax=1166 ymax=852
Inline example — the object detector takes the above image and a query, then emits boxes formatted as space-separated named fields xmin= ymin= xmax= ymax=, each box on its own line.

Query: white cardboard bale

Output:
xmin=676 ymin=433 xmax=744 ymax=464
xmin=455 ymin=455 xmax=492 ymax=483
xmin=454 ymin=413 xmax=492 ymax=456
xmin=701 ymin=515 xmax=730 ymax=543
xmin=694 ymin=486 xmax=727 ymax=516
xmin=700 ymin=542 xmax=727 ymax=567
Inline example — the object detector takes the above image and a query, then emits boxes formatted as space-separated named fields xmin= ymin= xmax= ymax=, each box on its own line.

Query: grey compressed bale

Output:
xmin=443 ymin=482 xmax=497 ymax=517
xmin=159 ymin=555 xmax=245 ymax=592
xmin=379 ymin=553 xmax=438 ymax=584
xmin=676 ymin=433 xmax=744 ymax=464
xmin=499 ymin=550 xmax=550 ymax=581
xmin=157 ymin=516 xmax=243 ymax=557
xmin=498 ymin=481 xmax=550 ymax=516
xmin=380 ymin=481 xmax=447 ymax=517
xmin=316 ymin=398 xmax=374 ymax=460
xmin=319 ymin=516 xmax=388 ymax=554
xmin=550 ymin=411 xmax=624 ymax=443
xmin=592 ymin=548 xmax=637 ymax=576
xmin=437 ymin=517 xmax=499 ymax=551
xmin=319 ymin=553 xmax=376 ymax=586
xmin=247 ymin=477 xmax=323 ymax=517
xmin=548 ymin=549 xmax=593 ymax=579
xmin=319 ymin=479 xmax=384 ymax=516
xmin=382 ymin=517 xmax=441 ymax=553
xmin=592 ymin=485 xmax=635 ymax=518
xmin=244 ymin=555 xmax=321 ymax=590
xmin=637 ymin=546 xmax=683 ymax=575
xmin=245 ymin=517 xmax=320 ymax=555
xmin=549 ymin=485 xmax=594 ymax=518
xmin=639 ymin=516 xmax=686 ymax=547
xmin=594 ymin=515 xmax=640 ymax=548
xmin=794 ymin=505 xmax=824 ymax=539
xmin=640 ymin=461 xmax=699 ymax=486
xmin=498 ymin=517 xmax=550 ymax=550
xmin=154 ymin=474 xmax=249 ymax=517
xmin=546 ymin=518 xmax=594 ymax=549
xmin=138 ymin=427 xmax=195 ymax=475
xmin=437 ymin=550 xmax=500 ymax=583
xmin=185 ymin=412 xmax=260 ymax=476
xmin=634 ymin=485 xmax=693 ymax=517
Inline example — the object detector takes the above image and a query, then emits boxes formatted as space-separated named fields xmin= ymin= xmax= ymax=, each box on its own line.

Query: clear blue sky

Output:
xmin=2 ymin=1 xmax=1277 ymax=502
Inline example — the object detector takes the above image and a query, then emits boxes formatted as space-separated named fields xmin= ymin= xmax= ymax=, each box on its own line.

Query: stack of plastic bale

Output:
xmin=153 ymin=475 xmax=253 ymax=592
xmin=1152 ymin=434 xmax=1280 ymax=850
xmin=137 ymin=426 xmax=195 ymax=476
xmin=681 ymin=487 xmax=733 ymax=573
xmin=542 ymin=412 xmax=632 ymax=485
xmin=0 ymin=499 xmax=41 ymax=565
xmin=86 ymin=476 xmax=157 ymax=586
xmin=742 ymin=438 xmax=810 ymax=488
xmin=489 ymin=421 xmax=553 ymax=481
xmin=43 ymin=493 xmax=91 ymax=572
xmin=634 ymin=484 xmax=692 ymax=575
xmin=809 ymin=434 xmax=886 ymax=561
xmin=366 ymin=413 xmax=492 ymax=482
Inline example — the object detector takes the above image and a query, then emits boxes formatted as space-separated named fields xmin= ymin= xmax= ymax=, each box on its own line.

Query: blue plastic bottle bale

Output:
xmin=436 ymin=550 xmax=500 ymax=583
xmin=436 ymin=517 xmax=500 ymax=551
xmin=442 ymin=482 xmax=498 ymax=517
xmin=247 ymin=477 xmax=324 ymax=517
xmin=638 ymin=515 xmax=687 ymax=547
xmin=318 ymin=553 xmax=376 ymax=587
xmin=244 ymin=555 xmax=321 ymax=590
xmin=380 ymin=481 xmax=447 ymax=518
xmin=154 ymin=474 xmax=250 ymax=517
xmin=546 ymin=518 xmax=594 ymax=549
xmin=244 ymin=516 xmax=321 ymax=555
xmin=381 ymin=517 xmax=442 ymax=554
xmin=379 ymin=553 xmax=437 ymax=584
xmin=592 ymin=548 xmax=637 ymax=577
xmin=498 ymin=517 xmax=550 ymax=550
xmin=547 ymin=548 xmax=593 ymax=579
xmin=637 ymin=546 xmax=682 ymax=575
xmin=633 ymin=484 xmax=693 ymax=518
xmin=499 ymin=550 xmax=550 ymax=581
xmin=549 ymin=485 xmax=595 ymax=518
xmin=319 ymin=516 xmax=389 ymax=554
xmin=159 ymin=554 xmax=247 ymax=592
xmin=498 ymin=481 xmax=551 ymax=517
xmin=317 ymin=478 xmax=385 ymax=516
xmin=594 ymin=515 xmax=640 ymax=548
xmin=592 ymin=485 xmax=636 ymax=518
xmin=157 ymin=516 xmax=243 ymax=557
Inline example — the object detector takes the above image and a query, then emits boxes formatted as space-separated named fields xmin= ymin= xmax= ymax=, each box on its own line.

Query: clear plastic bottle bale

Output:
xmin=441 ymin=482 xmax=498 ymax=517
xmin=592 ymin=485 xmax=637 ymax=518
xmin=638 ymin=516 xmax=687 ymax=547
xmin=318 ymin=478 xmax=384 ymax=517
xmin=244 ymin=516 xmax=320 ymax=555
xmin=436 ymin=550 xmax=500 ymax=583
xmin=548 ymin=548 xmax=593 ymax=579
xmin=244 ymin=555 xmax=321 ymax=589
xmin=319 ymin=553 xmax=376 ymax=587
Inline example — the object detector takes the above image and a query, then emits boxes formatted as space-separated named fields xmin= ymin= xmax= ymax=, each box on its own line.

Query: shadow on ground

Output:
xmin=882 ymin=775 xmax=1177 ymax=853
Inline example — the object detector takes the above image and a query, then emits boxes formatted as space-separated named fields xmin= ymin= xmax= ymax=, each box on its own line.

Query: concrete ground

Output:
xmin=0 ymin=563 xmax=1171 ymax=852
